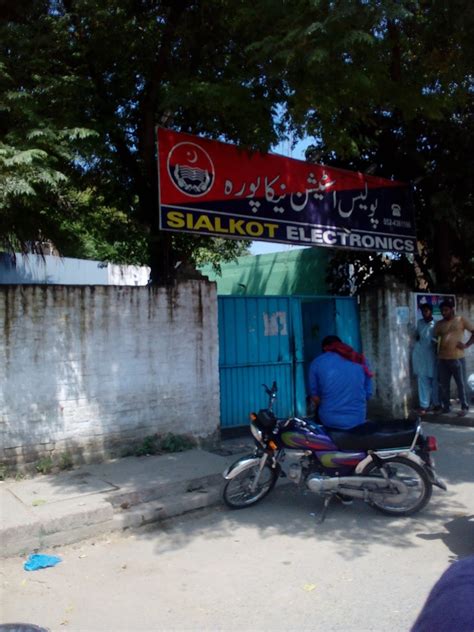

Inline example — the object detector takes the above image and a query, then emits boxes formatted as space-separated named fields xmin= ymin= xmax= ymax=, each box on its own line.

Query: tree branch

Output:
xmin=137 ymin=0 xmax=189 ymax=175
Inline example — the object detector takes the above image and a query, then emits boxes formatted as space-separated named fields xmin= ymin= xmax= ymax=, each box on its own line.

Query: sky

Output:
xmin=250 ymin=137 xmax=311 ymax=255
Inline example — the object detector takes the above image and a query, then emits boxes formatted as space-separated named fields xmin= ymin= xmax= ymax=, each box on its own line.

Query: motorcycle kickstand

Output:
xmin=317 ymin=494 xmax=333 ymax=524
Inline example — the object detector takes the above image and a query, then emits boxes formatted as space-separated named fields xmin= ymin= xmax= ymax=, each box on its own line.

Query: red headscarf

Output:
xmin=324 ymin=341 xmax=374 ymax=377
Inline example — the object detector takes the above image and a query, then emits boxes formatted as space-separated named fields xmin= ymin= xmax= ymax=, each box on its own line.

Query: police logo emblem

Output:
xmin=167 ymin=142 xmax=215 ymax=197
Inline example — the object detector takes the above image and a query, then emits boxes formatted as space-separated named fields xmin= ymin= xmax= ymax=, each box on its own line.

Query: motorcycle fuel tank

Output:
xmin=281 ymin=421 xmax=337 ymax=450
xmin=281 ymin=422 xmax=365 ymax=469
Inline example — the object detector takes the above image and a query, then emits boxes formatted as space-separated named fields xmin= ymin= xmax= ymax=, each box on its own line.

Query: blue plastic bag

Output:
xmin=24 ymin=554 xmax=62 ymax=571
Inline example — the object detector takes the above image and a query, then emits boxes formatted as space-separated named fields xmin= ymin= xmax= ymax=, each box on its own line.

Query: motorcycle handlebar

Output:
xmin=262 ymin=382 xmax=278 ymax=397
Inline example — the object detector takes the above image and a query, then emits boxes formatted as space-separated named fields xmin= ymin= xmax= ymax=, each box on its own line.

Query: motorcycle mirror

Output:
xmin=262 ymin=382 xmax=278 ymax=398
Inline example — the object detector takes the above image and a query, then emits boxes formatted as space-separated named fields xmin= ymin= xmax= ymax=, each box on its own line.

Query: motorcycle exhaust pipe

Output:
xmin=307 ymin=475 xmax=405 ymax=495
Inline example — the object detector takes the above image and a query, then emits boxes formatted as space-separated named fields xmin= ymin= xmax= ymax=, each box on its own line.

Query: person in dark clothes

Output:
xmin=411 ymin=556 xmax=474 ymax=632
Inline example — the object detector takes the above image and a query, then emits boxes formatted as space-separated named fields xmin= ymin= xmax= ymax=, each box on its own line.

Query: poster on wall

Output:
xmin=157 ymin=127 xmax=417 ymax=254
xmin=414 ymin=293 xmax=456 ymax=322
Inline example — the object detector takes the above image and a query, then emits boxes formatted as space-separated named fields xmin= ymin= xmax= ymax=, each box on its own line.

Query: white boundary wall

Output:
xmin=0 ymin=282 xmax=219 ymax=467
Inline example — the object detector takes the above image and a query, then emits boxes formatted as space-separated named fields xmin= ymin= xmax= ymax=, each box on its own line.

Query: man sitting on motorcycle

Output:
xmin=308 ymin=335 xmax=373 ymax=431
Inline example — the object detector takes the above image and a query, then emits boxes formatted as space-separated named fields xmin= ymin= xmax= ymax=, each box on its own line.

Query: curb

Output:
xmin=423 ymin=416 xmax=474 ymax=428
xmin=113 ymin=488 xmax=222 ymax=531
xmin=1 ymin=475 xmax=225 ymax=559
xmin=105 ymin=473 xmax=223 ymax=509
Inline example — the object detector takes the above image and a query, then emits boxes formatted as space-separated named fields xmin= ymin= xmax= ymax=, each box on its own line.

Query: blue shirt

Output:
xmin=308 ymin=351 xmax=372 ymax=429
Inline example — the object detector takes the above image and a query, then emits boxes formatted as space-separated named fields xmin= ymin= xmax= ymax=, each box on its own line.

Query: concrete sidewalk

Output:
xmin=420 ymin=407 xmax=474 ymax=427
xmin=0 ymin=437 xmax=254 ymax=558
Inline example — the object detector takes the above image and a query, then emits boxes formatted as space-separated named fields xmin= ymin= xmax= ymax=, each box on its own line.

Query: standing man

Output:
xmin=412 ymin=303 xmax=440 ymax=414
xmin=308 ymin=335 xmax=373 ymax=430
xmin=434 ymin=299 xmax=474 ymax=417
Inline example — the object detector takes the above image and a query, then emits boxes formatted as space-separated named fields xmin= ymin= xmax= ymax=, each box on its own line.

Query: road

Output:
xmin=1 ymin=424 xmax=473 ymax=632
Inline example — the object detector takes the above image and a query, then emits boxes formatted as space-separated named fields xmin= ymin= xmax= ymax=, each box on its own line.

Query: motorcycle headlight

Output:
xmin=250 ymin=422 xmax=263 ymax=443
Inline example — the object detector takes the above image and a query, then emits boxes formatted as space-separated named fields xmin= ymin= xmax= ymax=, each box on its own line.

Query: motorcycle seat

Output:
xmin=326 ymin=420 xmax=418 ymax=451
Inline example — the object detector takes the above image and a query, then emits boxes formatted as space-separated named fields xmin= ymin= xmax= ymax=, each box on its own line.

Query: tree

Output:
xmin=0 ymin=0 xmax=286 ymax=281
xmin=256 ymin=0 xmax=474 ymax=292
xmin=2 ymin=1 xmax=472 ymax=289
xmin=0 ymin=1 xmax=148 ymax=263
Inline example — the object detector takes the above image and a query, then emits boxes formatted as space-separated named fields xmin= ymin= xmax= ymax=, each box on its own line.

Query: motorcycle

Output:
xmin=223 ymin=382 xmax=447 ymax=521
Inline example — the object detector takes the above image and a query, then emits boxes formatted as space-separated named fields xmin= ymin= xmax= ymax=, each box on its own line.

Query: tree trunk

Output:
xmin=432 ymin=220 xmax=455 ymax=290
xmin=139 ymin=106 xmax=177 ymax=285
xmin=138 ymin=165 xmax=176 ymax=285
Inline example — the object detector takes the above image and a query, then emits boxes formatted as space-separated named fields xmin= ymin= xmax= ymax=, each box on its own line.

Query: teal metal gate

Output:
xmin=218 ymin=295 xmax=361 ymax=428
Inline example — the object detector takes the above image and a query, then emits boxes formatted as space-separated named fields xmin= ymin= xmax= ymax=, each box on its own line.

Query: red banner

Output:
xmin=157 ymin=128 xmax=416 ymax=253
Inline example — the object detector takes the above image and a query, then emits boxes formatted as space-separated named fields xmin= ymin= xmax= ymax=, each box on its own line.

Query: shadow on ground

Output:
xmin=416 ymin=514 xmax=474 ymax=561
xmin=130 ymin=424 xmax=473 ymax=561
xmin=131 ymin=480 xmax=472 ymax=564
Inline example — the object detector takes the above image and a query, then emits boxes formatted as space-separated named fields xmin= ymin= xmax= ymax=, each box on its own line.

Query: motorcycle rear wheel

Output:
xmin=362 ymin=456 xmax=432 ymax=516
xmin=223 ymin=462 xmax=278 ymax=509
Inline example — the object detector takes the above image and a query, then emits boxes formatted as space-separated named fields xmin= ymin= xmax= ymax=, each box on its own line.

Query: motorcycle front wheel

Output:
xmin=362 ymin=456 xmax=432 ymax=516
xmin=223 ymin=462 xmax=278 ymax=509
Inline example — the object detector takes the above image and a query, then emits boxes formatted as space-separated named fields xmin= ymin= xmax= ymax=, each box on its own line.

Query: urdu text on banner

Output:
xmin=157 ymin=128 xmax=416 ymax=254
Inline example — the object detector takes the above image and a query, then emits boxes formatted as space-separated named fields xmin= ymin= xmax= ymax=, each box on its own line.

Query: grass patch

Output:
xmin=124 ymin=433 xmax=196 ymax=457
xmin=35 ymin=456 xmax=54 ymax=475
xmin=160 ymin=433 xmax=195 ymax=453
xmin=58 ymin=452 xmax=74 ymax=470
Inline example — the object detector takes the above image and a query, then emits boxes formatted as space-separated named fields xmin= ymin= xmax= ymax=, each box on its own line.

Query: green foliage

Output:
xmin=133 ymin=435 xmax=161 ymax=457
xmin=130 ymin=433 xmax=195 ymax=456
xmin=325 ymin=250 xmax=418 ymax=296
xmin=0 ymin=464 xmax=8 ymax=481
xmin=186 ymin=238 xmax=251 ymax=274
xmin=268 ymin=1 xmax=472 ymax=156
xmin=35 ymin=456 xmax=53 ymax=475
xmin=1 ymin=1 xmax=472 ymax=288
xmin=269 ymin=0 xmax=474 ymax=292
xmin=0 ymin=1 xmax=285 ymax=279
xmin=159 ymin=433 xmax=195 ymax=453
xmin=58 ymin=452 xmax=74 ymax=471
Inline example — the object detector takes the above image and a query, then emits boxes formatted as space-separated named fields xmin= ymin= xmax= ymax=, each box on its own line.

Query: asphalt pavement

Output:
xmin=1 ymin=422 xmax=473 ymax=632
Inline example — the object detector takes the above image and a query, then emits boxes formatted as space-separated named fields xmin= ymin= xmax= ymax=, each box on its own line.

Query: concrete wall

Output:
xmin=0 ymin=282 xmax=219 ymax=469
xmin=360 ymin=279 xmax=474 ymax=418
xmin=108 ymin=263 xmax=149 ymax=286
